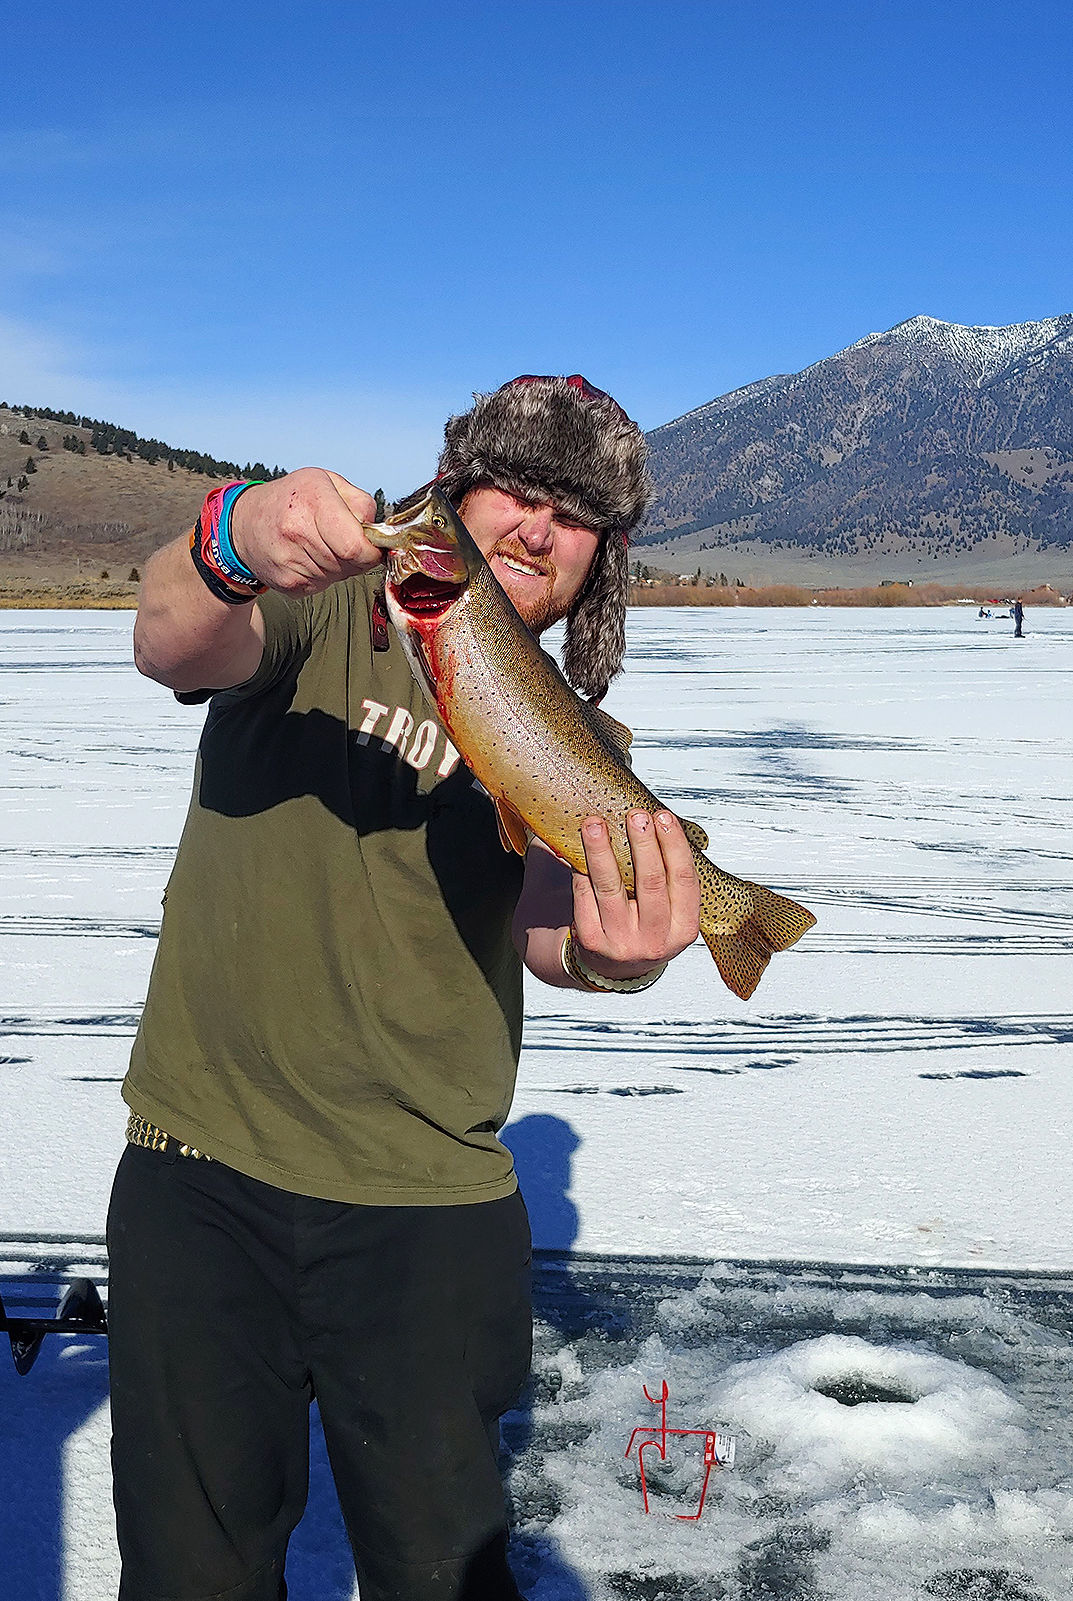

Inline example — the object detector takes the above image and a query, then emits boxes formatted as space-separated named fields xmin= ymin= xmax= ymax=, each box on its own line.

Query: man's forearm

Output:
xmin=519 ymin=919 xmax=577 ymax=988
xmin=133 ymin=533 xmax=265 ymax=693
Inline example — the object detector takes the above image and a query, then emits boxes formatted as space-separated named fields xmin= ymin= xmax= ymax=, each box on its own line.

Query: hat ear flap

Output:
xmin=563 ymin=532 xmax=627 ymax=701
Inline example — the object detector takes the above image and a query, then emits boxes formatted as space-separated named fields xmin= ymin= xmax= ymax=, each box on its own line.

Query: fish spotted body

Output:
xmin=365 ymin=488 xmax=815 ymax=999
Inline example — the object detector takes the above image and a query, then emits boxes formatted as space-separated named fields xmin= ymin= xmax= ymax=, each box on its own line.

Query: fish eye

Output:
xmin=433 ymin=515 xmax=445 ymax=528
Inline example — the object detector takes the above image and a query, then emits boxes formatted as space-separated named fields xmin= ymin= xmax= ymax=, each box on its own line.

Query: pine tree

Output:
xmin=25 ymin=457 xmax=36 ymax=474
xmin=18 ymin=430 xmax=30 ymax=445
xmin=37 ymin=435 xmax=48 ymax=450
xmin=374 ymin=488 xmax=386 ymax=520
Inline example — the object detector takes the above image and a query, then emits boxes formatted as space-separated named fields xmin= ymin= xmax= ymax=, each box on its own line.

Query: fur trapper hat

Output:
xmin=436 ymin=374 xmax=650 ymax=700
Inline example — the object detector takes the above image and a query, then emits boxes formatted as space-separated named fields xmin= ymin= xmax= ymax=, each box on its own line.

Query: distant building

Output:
xmin=880 ymin=579 xmax=914 ymax=587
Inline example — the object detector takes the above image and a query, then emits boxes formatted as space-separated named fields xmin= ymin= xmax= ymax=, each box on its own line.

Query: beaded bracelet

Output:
xmin=190 ymin=480 xmax=267 ymax=604
xmin=560 ymin=928 xmax=667 ymax=993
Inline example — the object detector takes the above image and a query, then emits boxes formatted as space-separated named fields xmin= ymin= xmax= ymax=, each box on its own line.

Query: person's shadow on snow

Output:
xmin=0 ymin=1328 xmax=110 ymax=1601
xmin=500 ymin=1113 xmax=606 ymax=1601
xmin=0 ymin=1113 xmax=598 ymax=1601
xmin=0 ymin=1315 xmax=359 ymax=1601
xmin=284 ymin=1408 xmax=364 ymax=1598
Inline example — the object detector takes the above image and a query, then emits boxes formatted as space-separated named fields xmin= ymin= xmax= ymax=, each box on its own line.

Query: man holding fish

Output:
xmin=111 ymin=375 xmax=811 ymax=1601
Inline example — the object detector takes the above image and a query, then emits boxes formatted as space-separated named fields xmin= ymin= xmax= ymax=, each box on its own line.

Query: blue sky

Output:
xmin=5 ymin=0 xmax=1071 ymax=494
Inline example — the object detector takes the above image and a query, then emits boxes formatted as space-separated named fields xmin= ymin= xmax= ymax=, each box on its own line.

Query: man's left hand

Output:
xmin=571 ymin=810 xmax=701 ymax=980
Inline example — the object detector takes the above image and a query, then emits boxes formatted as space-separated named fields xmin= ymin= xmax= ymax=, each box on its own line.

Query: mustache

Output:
xmin=492 ymin=540 xmax=556 ymax=579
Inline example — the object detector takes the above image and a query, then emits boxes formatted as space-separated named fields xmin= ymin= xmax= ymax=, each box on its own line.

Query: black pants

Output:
xmin=107 ymin=1145 xmax=532 ymax=1601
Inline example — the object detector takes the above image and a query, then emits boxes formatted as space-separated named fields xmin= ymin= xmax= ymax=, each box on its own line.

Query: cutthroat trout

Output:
xmin=364 ymin=488 xmax=815 ymax=1000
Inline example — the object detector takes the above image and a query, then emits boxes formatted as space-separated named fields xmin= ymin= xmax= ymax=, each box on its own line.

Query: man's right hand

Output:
xmin=229 ymin=469 xmax=383 ymax=595
xmin=134 ymin=467 xmax=384 ymax=694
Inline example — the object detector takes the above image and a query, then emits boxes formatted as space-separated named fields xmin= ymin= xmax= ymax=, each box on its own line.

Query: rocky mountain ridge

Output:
xmin=640 ymin=315 xmax=1073 ymax=582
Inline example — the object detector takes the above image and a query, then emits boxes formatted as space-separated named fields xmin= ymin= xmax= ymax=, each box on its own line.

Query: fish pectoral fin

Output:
xmin=360 ymin=519 xmax=405 ymax=551
xmin=681 ymin=817 xmax=709 ymax=852
xmin=585 ymin=703 xmax=634 ymax=756
xmin=494 ymin=798 xmax=531 ymax=856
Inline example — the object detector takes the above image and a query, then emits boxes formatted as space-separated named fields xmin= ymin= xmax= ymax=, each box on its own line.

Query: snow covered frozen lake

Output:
xmin=2 ymin=604 xmax=1071 ymax=1598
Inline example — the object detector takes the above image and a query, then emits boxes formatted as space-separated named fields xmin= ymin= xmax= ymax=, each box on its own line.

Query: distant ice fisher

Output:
xmin=365 ymin=487 xmax=816 ymax=1000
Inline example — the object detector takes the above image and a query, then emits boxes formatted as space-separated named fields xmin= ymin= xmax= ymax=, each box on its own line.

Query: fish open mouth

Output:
xmin=392 ymin=572 xmax=465 ymax=618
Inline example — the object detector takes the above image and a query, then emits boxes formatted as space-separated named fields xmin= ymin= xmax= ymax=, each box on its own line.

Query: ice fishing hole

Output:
xmin=811 ymin=1372 xmax=919 ymax=1407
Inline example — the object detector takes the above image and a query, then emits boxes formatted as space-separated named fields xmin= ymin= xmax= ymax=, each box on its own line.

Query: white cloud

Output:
xmin=0 ymin=313 xmax=448 ymax=493
xmin=0 ymin=126 xmax=103 ymax=173
xmin=106 ymin=388 xmax=447 ymax=497
xmin=0 ymin=314 xmax=102 ymax=407
xmin=0 ymin=234 xmax=69 ymax=285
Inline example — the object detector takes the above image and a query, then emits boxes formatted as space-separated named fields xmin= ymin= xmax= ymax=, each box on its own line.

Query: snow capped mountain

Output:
xmin=641 ymin=314 xmax=1073 ymax=562
xmin=839 ymin=313 xmax=1073 ymax=387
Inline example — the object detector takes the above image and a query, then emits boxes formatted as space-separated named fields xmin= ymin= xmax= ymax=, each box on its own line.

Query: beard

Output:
xmin=492 ymin=542 xmax=567 ymax=636
xmin=514 ymin=588 xmax=563 ymax=636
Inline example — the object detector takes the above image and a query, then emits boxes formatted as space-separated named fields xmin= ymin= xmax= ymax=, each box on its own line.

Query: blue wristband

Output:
xmin=216 ymin=481 xmax=264 ymax=584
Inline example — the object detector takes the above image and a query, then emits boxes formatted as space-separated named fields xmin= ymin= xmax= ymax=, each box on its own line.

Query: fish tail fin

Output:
xmin=701 ymin=883 xmax=816 ymax=1001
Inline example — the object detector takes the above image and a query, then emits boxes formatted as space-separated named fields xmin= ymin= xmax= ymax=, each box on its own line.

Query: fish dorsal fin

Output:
xmin=586 ymin=703 xmax=634 ymax=757
xmin=495 ymin=798 xmax=531 ymax=856
xmin=681 ymin=817 xmax=709 ymax=852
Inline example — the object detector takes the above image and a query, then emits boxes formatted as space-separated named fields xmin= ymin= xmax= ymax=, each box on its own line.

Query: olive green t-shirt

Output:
xmin=123 ymin=576 xmax=526 ymax=1204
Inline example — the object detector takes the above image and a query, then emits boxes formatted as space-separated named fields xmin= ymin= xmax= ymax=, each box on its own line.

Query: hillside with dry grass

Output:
xmin=0 ymin=404 xmax=278 ymax=603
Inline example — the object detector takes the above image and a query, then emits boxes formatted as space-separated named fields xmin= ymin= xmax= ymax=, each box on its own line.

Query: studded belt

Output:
xmin=125 ymin=1111 xmax=213 ymax=1160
